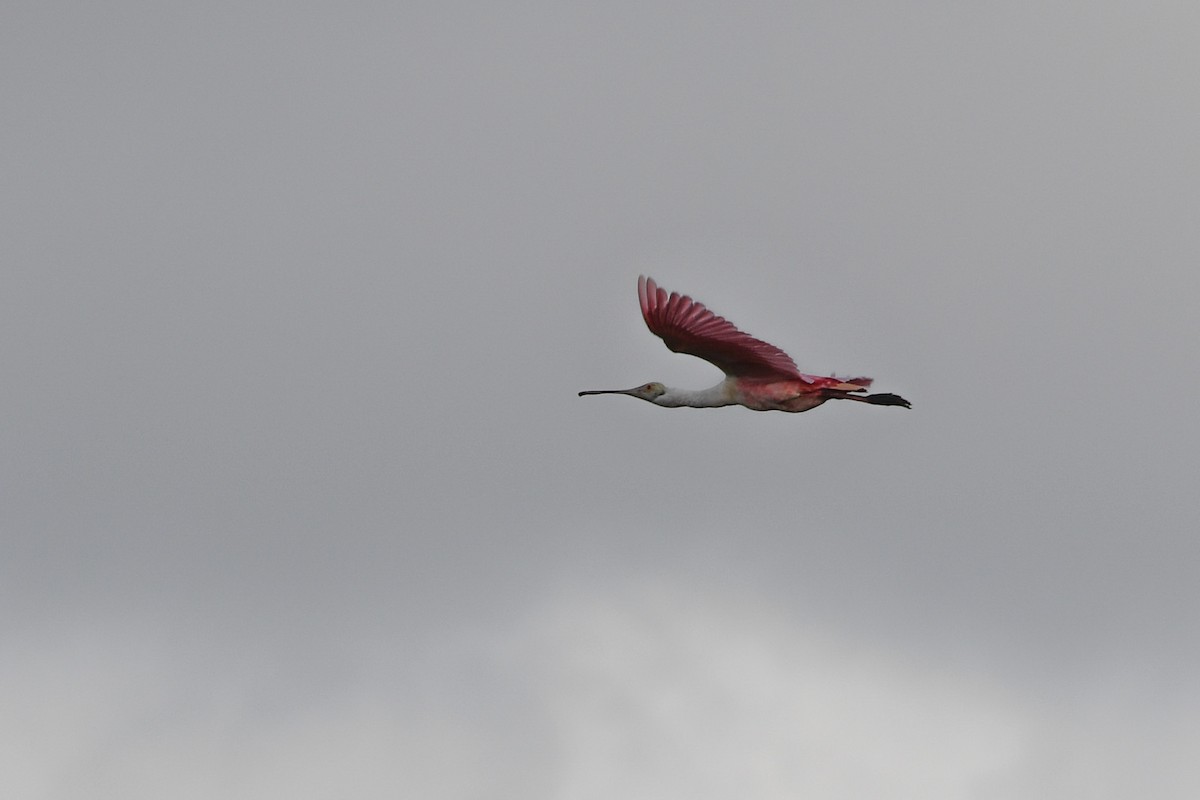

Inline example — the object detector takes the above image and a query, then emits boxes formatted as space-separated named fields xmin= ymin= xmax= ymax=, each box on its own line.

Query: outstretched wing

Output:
xmin=638 ymin=276 xmax=804 ymax=380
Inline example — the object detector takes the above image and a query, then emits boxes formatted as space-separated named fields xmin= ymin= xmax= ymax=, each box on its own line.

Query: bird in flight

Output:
xmin=579 ymin=276 xmax=911 ymax=413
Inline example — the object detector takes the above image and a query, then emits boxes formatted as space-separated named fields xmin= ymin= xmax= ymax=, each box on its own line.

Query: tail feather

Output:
xmin=834 ymin=390 xmax=912 ymax=409
xmin=863 ymin=392 xmax=911 ymax=408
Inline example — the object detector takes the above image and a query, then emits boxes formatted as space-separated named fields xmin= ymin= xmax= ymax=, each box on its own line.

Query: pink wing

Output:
xmin=638 ymin=276 xmax=805 ymax=380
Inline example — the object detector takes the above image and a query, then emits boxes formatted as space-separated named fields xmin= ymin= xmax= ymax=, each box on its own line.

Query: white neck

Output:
xmin=654 ymin=380 xmax=736 ymax=408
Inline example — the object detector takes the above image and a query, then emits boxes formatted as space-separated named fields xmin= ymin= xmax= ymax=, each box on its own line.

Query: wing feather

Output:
xmin=638 ymin=276 xmax=804 ymax=380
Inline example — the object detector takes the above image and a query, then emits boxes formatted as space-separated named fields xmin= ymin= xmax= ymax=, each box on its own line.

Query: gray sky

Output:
xmin=4 ymin=2 xmax=1199 ymax=798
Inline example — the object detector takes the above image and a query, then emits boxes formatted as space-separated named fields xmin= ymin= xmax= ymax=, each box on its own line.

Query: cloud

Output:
xmin=6 ymin=575 xmax=1200 ymax=799
xmin=496 ymin=577 xmax=1025 ymax=800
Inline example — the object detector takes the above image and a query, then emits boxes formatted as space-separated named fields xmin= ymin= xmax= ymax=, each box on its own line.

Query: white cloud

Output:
xmin=5 ymin=578 xmax=1200 ymax=800
xmin=497 ymin=578 xmax=1026 ymax=800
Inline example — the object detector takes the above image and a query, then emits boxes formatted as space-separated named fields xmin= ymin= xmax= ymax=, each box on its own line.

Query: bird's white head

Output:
xmin=578 ymin=382 xmax=668 ymax=404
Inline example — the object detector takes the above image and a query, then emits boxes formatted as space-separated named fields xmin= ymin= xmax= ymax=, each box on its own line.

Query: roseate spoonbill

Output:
xmin=579 ymin=276 xmax=911 ymax=413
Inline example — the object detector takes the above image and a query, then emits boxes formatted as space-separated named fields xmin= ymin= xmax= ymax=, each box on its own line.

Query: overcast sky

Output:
xmin=4 ymin=3 xmax=1199 ymax=798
